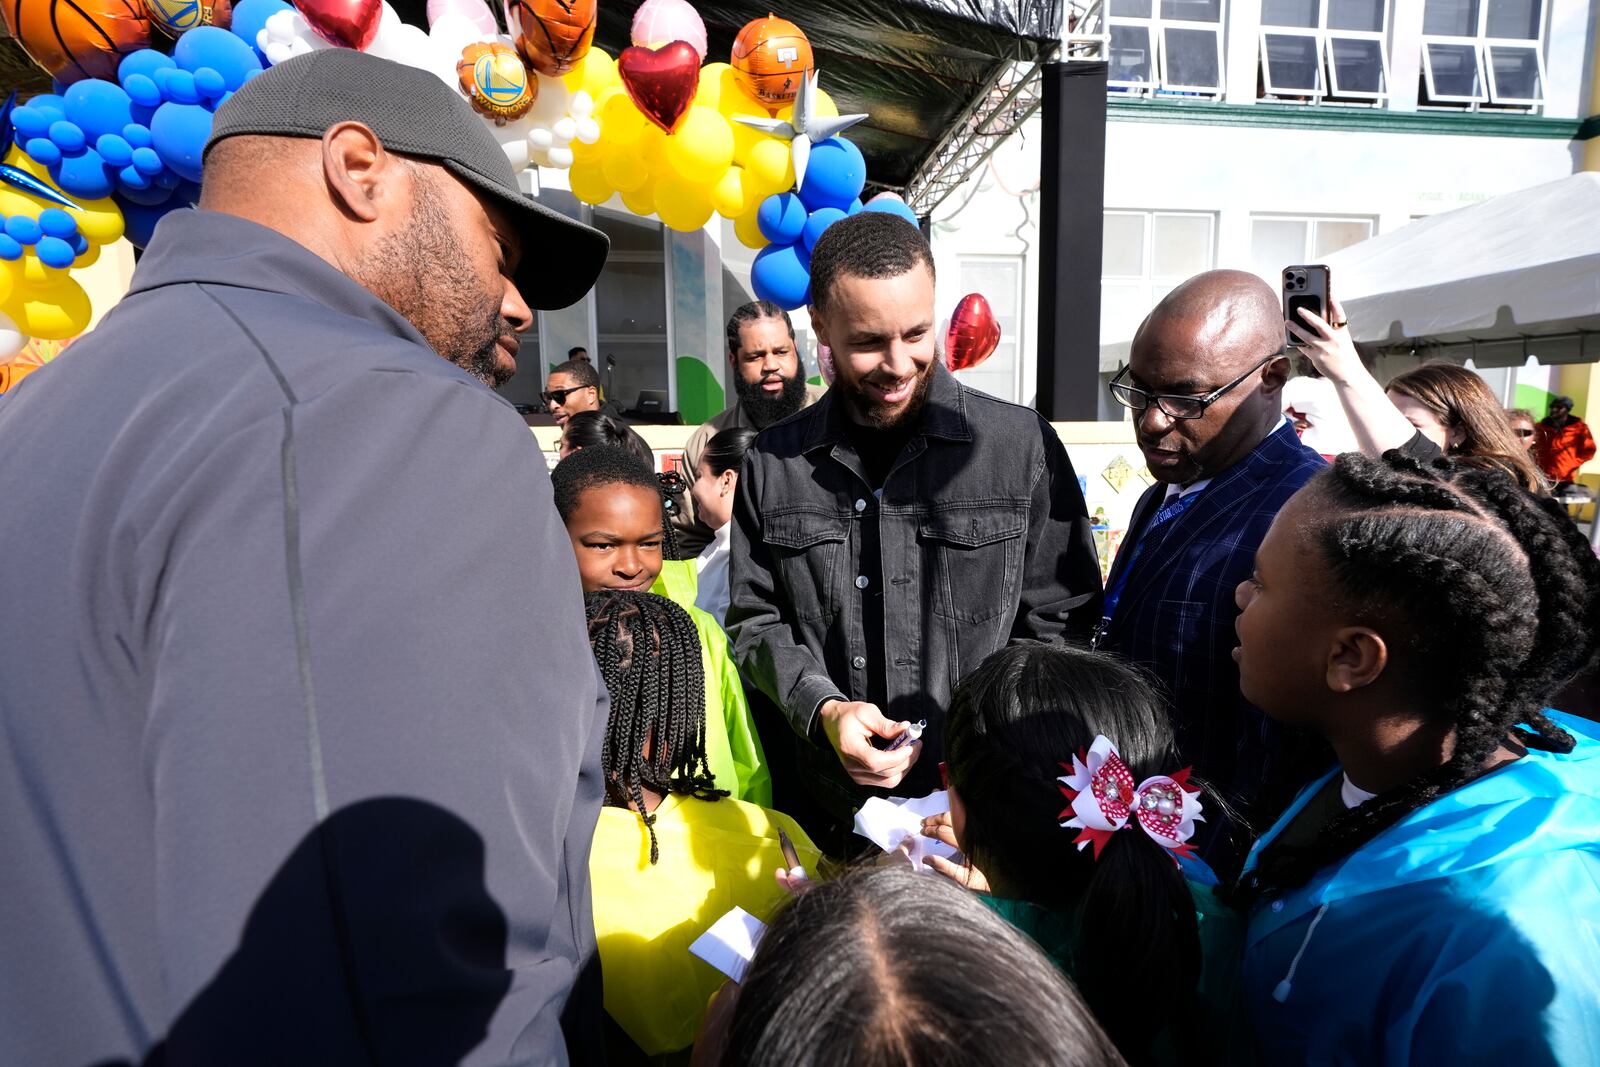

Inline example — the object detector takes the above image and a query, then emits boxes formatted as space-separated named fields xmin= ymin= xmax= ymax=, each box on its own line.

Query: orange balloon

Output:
xmin=730 ymin=14 xmax=812 ymax=108
xmin=1 ymin=0 xmax=151 ymax=84
xmin=510 ymin=0 xmax=596 ymax=78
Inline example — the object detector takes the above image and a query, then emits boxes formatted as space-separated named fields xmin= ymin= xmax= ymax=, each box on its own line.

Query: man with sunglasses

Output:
xmin=544 ymin=357 xmax=622 ymax=427
xmin=1099 ymin=269 xmax=1324 ymax=878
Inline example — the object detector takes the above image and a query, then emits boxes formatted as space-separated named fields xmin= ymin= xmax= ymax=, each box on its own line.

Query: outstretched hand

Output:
xmin=819 ymin=699 xmax=922 ymax=788
xmin=1287 ymin=296 xmax=1361 ymax=383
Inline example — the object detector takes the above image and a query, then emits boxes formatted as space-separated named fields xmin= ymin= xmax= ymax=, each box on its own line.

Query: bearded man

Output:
xmin=726 ymin=212 xmax=1103 ymax=846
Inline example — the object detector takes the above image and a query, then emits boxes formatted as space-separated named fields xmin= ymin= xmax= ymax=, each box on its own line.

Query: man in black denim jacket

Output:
xmin=727 ymin=214 xmax=1103 ymax=841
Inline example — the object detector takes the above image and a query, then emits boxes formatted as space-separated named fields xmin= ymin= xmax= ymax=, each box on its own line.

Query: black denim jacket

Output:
xmin=727 ymin=365 xmax=1104 ymax=808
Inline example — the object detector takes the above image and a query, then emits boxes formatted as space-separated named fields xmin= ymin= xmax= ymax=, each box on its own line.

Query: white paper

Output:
xmin=688 ymin=906 xmax=767 ymax=983
xmin=853 ymin=790 xmax=958 ymax=872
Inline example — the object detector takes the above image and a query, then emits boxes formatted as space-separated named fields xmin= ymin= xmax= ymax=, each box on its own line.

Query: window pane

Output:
xmin=1486 ymin=0 xmax=1539 ymax=38
xmin=1329 ymin=36 xmax=1386 ymax=93
xmin=1101 ymin=281 xmax=1150 ymax=343
xmin=1163 ymin=27 xmax=1222 ymax=88
xmin=1423 ymin=0 xmax=1477 ymax=36
xmin=1151 ymin=215 xmax=1212 ymax=278
xmin=1110 ymin=24 xmax=1156 ymax=84
xmin=1261 ymin=0 xmax=1317 ymax=27
xmin=1489 ymin=44 xmax=1542 ymax=100
xmin=1110 ymin=0 xmax=1154 ymax=16
xmin=1312 ymin=218 xmax=1372 ymax=256
xmin=961 ymin=260 xmax=1021 ymax=329
xmin=1426 ymin=42 xmax=1483 ymax=98
xmin=1250 ymin=218 xmax=1308 ymax=281
xmin=1161 ymin=0 xmax=1221 ymax=21
xmin=1103 ymin=213 xmax=1147 ymax=276
xmin=1327 ymin=0 xmax=1384 ymax=32
xmin=592 ymin=211 xmax=670 ymax=410
xmin=1263 ymin=33 xmax=1322 ymax=92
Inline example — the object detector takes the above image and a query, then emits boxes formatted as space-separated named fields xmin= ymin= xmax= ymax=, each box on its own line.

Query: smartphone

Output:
xmin=1283 ymin=265 xmax=1331 ymax=348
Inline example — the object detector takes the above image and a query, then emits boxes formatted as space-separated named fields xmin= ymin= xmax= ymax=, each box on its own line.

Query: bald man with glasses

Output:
xmin=1098 ymin=269 xmax=1325 ymax=877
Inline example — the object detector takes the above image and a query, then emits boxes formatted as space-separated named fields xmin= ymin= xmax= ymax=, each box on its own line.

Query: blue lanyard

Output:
xmin=1094 ymin=488 xmax=1203 ymax=647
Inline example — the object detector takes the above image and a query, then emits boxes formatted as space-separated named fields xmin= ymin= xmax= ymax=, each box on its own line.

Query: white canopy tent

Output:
xmin=1323 ymin=172 xmax=1600 ymax=368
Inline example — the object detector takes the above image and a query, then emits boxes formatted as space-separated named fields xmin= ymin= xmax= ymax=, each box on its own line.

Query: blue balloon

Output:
xmin=801 ymin=206 xmax=847 ymax=253
xmin=847 ymin=197 xmax=864 ymax=215
xmin=130 ymin=145 xmax=164 ymax=176
xmin=5 ymin=215 xmax=41 ymax=245
xmin=798 ymin=137 xmax=866 ymax=212
xmin=862 ymin=196 xmax=920 ymax=229
xmin=37 ymin=208 xmax=77 ymax=239
xmin=155 ymin=169 xmax=181 ymax=190
xmin=118 ymin=164 xmax=155 ymax=192
xmin=176 ymin=26 xmax=262 ymax=91
xmin=751 ymin=243 xmax=813 ymax=311
xmin=122 ymin=123 xmax=153 ymax=148
xmin=35 ymin=235 xmax=75 ymax=269
xmin=757 ymin=192 xmax=807 ymax=245
xmin=72 ymin=234 xmax=89 ymax=255
xmin=0 ymin=235 xmax=22 ymax=261
xmin=150 ymin=103 xmax=211 ymax=182
xmin=96 ymin=132 xmax=134 ymax=167
xmin=24 ymin=137 xmax=61 ymax=166
xmin=118 ymin=49 xmax=176 ymax=84
xmin=12 ymin=101 xmax=58 ymax=139
xmin=117 ymin=188 xmax=190 ymax=248
xmin=193 ymin=68 xmax=227 ymax=99
xmin=228 ymin=0 xmax=291 ymax=63
xmin=63 ymin=79 xmax=135 ymax=141
xmin=55 ymin=152 xmax=116 ymax=199
xmin=48 ymin=120 xmax=87 ymax=154
xmin=123 ymin=73 xmax=163 ymax=110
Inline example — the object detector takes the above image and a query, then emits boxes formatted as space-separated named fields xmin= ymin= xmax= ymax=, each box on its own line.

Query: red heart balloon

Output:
xmin=618 ymin=41 xmax=700 ymax=134
xmin=945 ymin=293 xmax=1001 ymax=372
xmin=294 ymin=0 xmax=380 ymax=49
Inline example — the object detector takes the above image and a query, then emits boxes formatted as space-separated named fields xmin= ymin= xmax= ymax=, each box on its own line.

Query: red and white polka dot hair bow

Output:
xmin=1057 ymin=735 xmax=1204 ymax=861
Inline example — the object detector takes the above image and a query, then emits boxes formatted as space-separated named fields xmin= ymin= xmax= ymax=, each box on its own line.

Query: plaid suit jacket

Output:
xmin=1101 ymin=422 xmax=1326 ymax=840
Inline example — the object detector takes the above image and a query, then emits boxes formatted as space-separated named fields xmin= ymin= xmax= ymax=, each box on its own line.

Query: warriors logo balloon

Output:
xmin=2 ymin=0 xmax=152 ymax=83
xmin=731 ymin=14 xmax=811 ymax=108
xmin=511 ymin=0 xmax=595 ymax=78
xmin=143 ymin=0 xmax=231 ymax=36
xmin=458 ymin=42 xmax=535 ymax=123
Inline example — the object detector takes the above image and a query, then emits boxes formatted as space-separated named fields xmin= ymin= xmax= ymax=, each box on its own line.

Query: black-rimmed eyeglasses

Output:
xmin=1108 ymin=353 xmax=1282 ymax=420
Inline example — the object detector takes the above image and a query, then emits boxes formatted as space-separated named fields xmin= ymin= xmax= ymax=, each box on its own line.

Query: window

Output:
xmin=591 ymin=209 xmax=670 ymax=412
xmin=1421 ymin=0 xmax=1545 ymax=108
xmin=1108 ymin=0 xmax=1225 ymax=96
xmin=1248 ymin=215 xmax=1373 ymax=283
xmin=955 ymin=256 xmax=1025 ymax=403
xmin=1101 ymin=211 xmax=1216 ymax=343
xmin=1259 ymin=0 xmax=1389 ymax=103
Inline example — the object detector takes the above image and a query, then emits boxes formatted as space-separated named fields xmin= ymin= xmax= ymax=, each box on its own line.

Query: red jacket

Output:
xmin=1536 ymin=417 xmax=1596 ymax=483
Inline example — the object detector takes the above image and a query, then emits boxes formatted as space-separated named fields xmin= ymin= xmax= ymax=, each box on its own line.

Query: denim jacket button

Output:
xmin=854 ymin=498 xmax=866 ymax=512
xmin=851 ymin=655 xmax=866 ymax=669
xmin=854 ymin=575 xmax=869 ymax=589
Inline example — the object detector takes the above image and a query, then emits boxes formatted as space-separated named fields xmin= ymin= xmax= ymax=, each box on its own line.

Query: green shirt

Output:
xmin=652 ymin=560 xmax=770 ymax=806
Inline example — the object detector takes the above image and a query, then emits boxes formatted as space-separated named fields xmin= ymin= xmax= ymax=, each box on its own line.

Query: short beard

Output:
xmin=839 ymin=357 xmax=936 ymax=431
xmin=348 ymin=168 xmax=512 ymax=389
xmin=734 ymin=369 xmax=808 ymax=429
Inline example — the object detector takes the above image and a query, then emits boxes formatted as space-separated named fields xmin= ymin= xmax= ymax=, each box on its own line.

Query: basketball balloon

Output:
xmin=457 ymin=42 xmax=535 ymax=123
xmin=2 ymin=0 xmax=152 ymax=84
xmin=509 ymin=0 xmax=595 ymax=78
xmin=730 ymin=14 xmax=811 ymax=108
xmin=143 ymin=0 xmax=231 ymax=37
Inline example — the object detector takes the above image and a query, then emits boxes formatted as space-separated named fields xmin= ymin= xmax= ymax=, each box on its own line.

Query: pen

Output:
xmin=883 ymin=718 xmax=926 ymax=752
xmin=778 ymin=828 xmax=808 ymax=881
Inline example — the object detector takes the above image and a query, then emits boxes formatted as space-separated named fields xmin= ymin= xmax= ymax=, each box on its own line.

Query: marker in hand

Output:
xmin=778 ymin=828 xmax=808 ymax=882
xmin=879 ymin=718 xmax=926 ymax=753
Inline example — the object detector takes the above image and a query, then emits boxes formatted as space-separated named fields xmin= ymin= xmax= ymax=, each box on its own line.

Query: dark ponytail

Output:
xmin=701 ymin=426 xmax=759 ymax=477
xmin=945 ymin=643 xmax=1203 ymax=1065
xmin=1244 ymin=452 xmax=1600 ymax=899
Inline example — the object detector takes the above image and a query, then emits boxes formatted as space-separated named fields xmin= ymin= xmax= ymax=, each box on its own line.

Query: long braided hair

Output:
xmin=585 ymin=589 xmax=723 ymax=864
xmin=1242 ymin=451 xmax=1600 ymax=899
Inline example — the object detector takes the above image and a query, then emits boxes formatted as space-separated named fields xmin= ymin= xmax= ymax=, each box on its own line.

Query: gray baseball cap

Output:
xmin=207 ymin=48 xmax=609 ymax=311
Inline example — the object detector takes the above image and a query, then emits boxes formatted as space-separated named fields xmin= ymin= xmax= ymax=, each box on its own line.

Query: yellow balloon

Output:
xmin=813 ymin=88 xmax=840 ymax=118
xmin=664 ymin=106 xmax=735 ymax=185
xmin=600 ymin=92 xmax=648 ymax=144
xmin=568 ymin=161 xmax=614 ymax=206
xmin=4 ymin=279 xmax=90 ymax=340
xmin=639 ymin=124 xmax=670 ymax=174
xmin=0 ymin=259 xmax=19 ymax=304
xmin=571 ymin=136 xmax=604 ymax=164
xmin=602 ymin=143 xmax=650 ymax=193
xmin=654 ymin=173 xmax=715 ymax=232
xmin=733 ymin=207 xmax=768 ymax=250
xmin=722 ymin=94 xmax=770 ymax=165
xmin=746 ymin=138 xmax=796 ymax=196
xmin=712 ymin=165 xmax=751 ymax=218
xmin=693 ymin=62 xmax=733 ymax=111
xmin=565 ymin=49 xmax=620 ymax=97
xmin=620 ymin=179 xmax=657 ymax=218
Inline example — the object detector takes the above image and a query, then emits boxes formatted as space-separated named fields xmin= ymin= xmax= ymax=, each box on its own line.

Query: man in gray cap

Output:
xmin=0 ymin=51 xmax=610 ymax=1065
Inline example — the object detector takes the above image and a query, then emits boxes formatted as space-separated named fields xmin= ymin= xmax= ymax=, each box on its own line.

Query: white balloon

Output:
xmin=0 ymin=313 xmax=27 ymax=359
xmin=569 ymin=89 xmax=594 ymax=118
xmin=545 ymin=145 xmax=574 ymax=169
xmin=502 ymin=138 xmax=530 ymax=169
xmin=551 ymin=116 xmax=576 ymax=143
xmin=428 ymin=12 xmax=484 ymax=58
xmin=527 ymin=127 xmax=555 ymax=150
xmin=574 ymin=116 xmax=600 ymax=144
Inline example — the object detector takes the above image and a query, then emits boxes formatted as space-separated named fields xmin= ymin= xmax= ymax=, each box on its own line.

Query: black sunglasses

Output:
xmin=542 ymin=384 xmax=595 ymax=406
xmin=1109 ymin=352 xmax=1283 ymax=420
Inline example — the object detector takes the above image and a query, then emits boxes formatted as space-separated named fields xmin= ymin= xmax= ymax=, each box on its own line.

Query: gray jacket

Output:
xmin=727 ymin=365 xmax=1103 ymax=811
xmin=0 ymin=209 xmax=606 ymax=1065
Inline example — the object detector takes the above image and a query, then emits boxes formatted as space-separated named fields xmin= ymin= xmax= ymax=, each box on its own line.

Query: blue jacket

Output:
xmin=0 ymin=209 xmax=608 ymax=1065
xmin=1241 ymin=711 xmax=1600 ymax=1066
xmin=1100 ymin=422 xmax=1325 ymax=838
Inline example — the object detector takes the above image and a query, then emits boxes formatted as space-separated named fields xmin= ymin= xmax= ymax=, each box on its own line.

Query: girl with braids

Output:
xmin=584 ymin=589 xmax=820 ymax=1061
xmin=553 ymin=444 xmax=770 ymax=805
xmin=1231 ymin=451 xmax=1600 ymax=1064
xmin=918 ymin=643 xmax=1244 ymax=1066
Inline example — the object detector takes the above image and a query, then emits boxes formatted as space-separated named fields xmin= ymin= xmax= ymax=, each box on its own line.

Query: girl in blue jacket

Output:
xmin=1231 ymin=451 xmax=1600 ymax=1066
